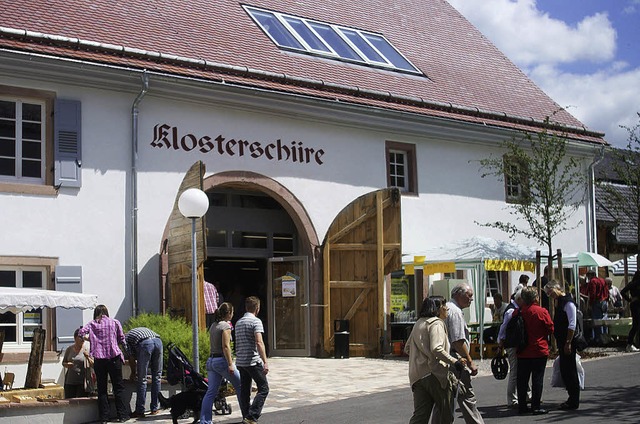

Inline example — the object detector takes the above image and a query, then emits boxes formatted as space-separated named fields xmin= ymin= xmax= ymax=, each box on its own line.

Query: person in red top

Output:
xmin=516 ymin=287 xmax=554 ymax=415
xmin=586 ymin=270 xmax=608 ymax=340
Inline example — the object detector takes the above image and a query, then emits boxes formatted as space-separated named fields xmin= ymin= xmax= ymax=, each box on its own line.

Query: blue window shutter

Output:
xmin=54 ymin=266 xmax=83 ymax=351
xmin=54 ymin=99 xmax=82 ymax=188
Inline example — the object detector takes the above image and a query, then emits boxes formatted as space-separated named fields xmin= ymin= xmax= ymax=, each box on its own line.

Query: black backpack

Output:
xmin=573 ymin=309 xmax=588 ymax=351
xmin=504 ymin=309 xmax=527 ymax=352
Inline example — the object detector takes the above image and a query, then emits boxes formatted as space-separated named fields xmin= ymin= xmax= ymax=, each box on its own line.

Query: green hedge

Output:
xmin=123 ymin=312 xmax=210 ymax=373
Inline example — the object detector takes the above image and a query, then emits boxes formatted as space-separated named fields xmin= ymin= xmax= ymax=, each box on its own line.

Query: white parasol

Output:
xmin=566 ymin=252 xmax=614 ymax=267
xmin=609 ymin=254 xmax=638 ymax=276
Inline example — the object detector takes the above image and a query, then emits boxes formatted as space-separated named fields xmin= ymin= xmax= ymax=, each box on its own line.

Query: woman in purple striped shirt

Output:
xmin=80 ymin=304 xmax=129 ymax=423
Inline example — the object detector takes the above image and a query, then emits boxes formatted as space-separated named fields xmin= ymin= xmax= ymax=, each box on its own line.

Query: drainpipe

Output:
xmin=131 ymin=71 xmax=149 ymax=317
xmin=587 ymin=146 xmax=605 ymax=252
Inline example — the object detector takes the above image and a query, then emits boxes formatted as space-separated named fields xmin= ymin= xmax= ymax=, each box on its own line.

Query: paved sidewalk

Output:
xmin=124 ymin=348 xmax=626 ymax=423
xmin=124 ymin=356 xmax=441 ymax=423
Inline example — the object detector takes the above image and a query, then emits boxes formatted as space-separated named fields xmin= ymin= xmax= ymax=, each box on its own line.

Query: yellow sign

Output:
xmin=485 ymin=259 xmax=535 ymax=272
xmin=423 ymin=262 xmax=456 ymax=275
xmin=391 ymin=278 xmax=409 ymax=313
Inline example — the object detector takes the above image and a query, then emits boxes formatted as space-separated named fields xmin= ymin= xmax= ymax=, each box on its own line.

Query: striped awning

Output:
xmin=609 ymin=254 xmax=638 ymax=276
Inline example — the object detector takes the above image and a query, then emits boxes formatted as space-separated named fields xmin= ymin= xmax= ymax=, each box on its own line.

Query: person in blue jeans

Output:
xmin=126 ymin=327 xmax=163 ymax=418
xmin=201 ymin=302 xmax=243 ymax=424
xmin=235 ymin=296 xmax=269 ymax=424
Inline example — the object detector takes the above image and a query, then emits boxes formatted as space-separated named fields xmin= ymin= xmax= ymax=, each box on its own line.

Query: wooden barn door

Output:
xmin=166 ymin=161 xmax=207 ymax=328
xmin=323 ymin=188 xmax=401 ymax=357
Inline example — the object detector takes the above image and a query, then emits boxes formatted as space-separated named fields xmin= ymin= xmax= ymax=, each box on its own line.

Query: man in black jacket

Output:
xmin=621 ymin=271 xmax=640 ymax=352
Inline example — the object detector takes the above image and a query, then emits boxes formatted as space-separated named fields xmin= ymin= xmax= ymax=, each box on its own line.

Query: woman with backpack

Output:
xmin=544 ymin=280 xmax=580 ymax=410
xmin=621 ymin=270 xmax=640 ymax=352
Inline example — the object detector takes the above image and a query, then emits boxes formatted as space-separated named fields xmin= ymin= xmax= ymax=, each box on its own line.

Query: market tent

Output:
xmin=405 ymin=236 xmax=540 ymax=357
xmin=0 ymin=286 xmax=98 ymax=313
xmin=610 ymin=255 xmax=638 ymax=276
xmin=412 ymin=236 xmax=539 ymax=264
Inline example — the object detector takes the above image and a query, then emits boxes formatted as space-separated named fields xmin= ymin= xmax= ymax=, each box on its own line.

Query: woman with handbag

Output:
xmin=62 ymin=328 xmax=93 ymax=398
xmin=544 ymin=280 xmax=580 ymax=410
xmin=404 ymin=296 xmax=466 ymax=424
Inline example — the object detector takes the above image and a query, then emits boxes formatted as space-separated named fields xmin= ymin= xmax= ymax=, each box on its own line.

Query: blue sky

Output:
xmin=447 ymin=0 xmax=640 ymax=148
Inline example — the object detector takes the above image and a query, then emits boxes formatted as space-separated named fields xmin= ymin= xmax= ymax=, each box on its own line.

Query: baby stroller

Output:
xmin=166 ymin=342 xmax=233 ymax=416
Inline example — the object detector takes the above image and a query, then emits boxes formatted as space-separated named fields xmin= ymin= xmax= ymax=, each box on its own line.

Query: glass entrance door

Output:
xmin=267 ymin=256 xmax=309 ymax=356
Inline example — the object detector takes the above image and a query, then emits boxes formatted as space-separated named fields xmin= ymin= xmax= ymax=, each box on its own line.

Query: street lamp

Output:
xmin=178 ymin=188 xmax=209 ymax=373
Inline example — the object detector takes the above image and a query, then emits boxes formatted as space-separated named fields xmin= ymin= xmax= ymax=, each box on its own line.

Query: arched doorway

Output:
xmin=161 ymin=167 xmax=320 ymax=356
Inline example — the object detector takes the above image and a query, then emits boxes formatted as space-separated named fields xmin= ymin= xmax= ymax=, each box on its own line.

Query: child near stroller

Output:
xmin=159 ymin=342 xmax=232 ymax=423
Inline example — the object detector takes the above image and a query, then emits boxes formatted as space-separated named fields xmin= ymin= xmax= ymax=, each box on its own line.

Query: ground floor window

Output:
xmin=0 ymin=264 xmax=48 ymax=348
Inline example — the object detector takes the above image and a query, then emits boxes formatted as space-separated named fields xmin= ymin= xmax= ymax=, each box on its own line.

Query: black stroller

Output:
xmin=166 ymin=342 xmax=233 ymax=416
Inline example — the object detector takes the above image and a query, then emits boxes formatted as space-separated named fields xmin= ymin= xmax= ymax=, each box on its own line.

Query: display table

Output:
xmin=583 ymin=317 xmax=632 ymax=339
xmin=0 ymin=385 xmax=64 ymax=403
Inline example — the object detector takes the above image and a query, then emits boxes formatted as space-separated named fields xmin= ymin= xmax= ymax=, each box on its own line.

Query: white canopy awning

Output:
xmin=0 ymin=287 xmax=98 ymax=313
xmin=404 ymin=236 xmax=539 ymax=265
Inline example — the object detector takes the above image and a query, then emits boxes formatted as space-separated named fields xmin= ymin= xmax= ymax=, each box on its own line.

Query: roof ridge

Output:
xmin=0 ymin=25 xmax=605 ymax=139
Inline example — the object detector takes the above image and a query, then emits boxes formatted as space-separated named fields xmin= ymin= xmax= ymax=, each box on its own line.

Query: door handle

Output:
xmin=301 ymin=303 xmax=328 ymax=308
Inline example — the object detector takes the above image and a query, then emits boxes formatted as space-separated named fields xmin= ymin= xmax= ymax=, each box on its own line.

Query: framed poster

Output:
xmin=281 ymin=275 xmax=297 ymax=297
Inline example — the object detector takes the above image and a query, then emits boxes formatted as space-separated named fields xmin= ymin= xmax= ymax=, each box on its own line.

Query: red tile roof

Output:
xmin=0 ymin=0 xmax=605 ymax=143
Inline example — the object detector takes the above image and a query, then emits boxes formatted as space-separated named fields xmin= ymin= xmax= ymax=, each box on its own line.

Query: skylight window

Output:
xmin=244 ymin=6 xmax=421 ymax=74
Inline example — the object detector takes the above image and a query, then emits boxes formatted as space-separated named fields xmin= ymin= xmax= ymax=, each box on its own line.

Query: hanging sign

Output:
xmin=281 ymin=275 xmax=297 ymax=297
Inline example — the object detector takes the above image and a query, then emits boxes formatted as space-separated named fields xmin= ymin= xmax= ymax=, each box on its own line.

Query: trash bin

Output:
xmin=334 ymin=320 xmax=350 ymax=359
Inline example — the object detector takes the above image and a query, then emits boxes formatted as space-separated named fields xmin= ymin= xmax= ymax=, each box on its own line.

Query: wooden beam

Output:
xmin=376 ymin=191 xmax=385 ymax=352
xmin=328 ymin=208 xmax=376 ymax=244
xmin=344 ymin=288 xmax=370 ymax=321
xmin=330 ymin=280 xmax=376 ymax=289
xmin=323 ymin=241 xmax=331 ymax=356
xmin=327 ymin=193 xmax=395 ymax=244
xmin=25 ymin=328 xmax=45 ymax=389
xmin=383 ymin=249 xmax=396 ymax=267
xmin=330 ymin=243 xmax=401 ymax=251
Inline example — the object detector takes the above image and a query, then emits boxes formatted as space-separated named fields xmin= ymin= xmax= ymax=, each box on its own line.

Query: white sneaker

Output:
xmin=625 ymin=344 xmax=639 ymax=352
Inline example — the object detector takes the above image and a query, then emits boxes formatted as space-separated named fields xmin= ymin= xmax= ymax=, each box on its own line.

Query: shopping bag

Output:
xmin=576 ymin=354 xmax=585 ymax=390
xmin=551 ymin=357 xmax=564 ymax=387
xmin=84 ymin=357 xmax=97 ymax=395
xmin=551 ymin=354 xmax=585 ymax=390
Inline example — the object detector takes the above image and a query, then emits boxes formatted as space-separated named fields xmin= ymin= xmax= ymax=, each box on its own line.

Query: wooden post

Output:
xmin=25 ymin=328 xmax=45 ymax=389
xmin=535 ymin=250 xmax=541 ymax=298
xmin=376 ymin=191 xmax=384 ymax=357
xmin=0 ymin=329 xmax=5 ymax=362
xmin=557 ymin=249 xmax=564 ymax=288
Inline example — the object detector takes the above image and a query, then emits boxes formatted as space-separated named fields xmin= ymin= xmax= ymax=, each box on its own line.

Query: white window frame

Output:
xmin=0 ymin=97 xmax=46 ymax=184
xmin=389 ymin=149 xmax=409 ymax=191
xmin=505 ymin=162 xmax=522 ymax=199
xmin=386 ymin=141 xmax=417 ymax=195
xmin=244 ymin=5 xmax=421 ymax=74
xmin=0 ymin=85 xmax=56 ymax=195
xmin=503 ymin=156 xmax=529 ymax=204
xmin=0 ymin=265 xmax=47 ymax=350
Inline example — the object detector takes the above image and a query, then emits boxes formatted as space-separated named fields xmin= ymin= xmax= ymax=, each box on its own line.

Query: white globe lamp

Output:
xmin=178 ymin=188 xmax=209 ymax=372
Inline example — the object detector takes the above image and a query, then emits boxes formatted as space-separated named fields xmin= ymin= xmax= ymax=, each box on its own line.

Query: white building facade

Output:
xmin=0 ymin=0 xmax=606 ymax=382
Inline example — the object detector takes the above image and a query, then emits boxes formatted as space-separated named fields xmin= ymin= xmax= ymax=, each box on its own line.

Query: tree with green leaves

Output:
xmin=597 ymin=113 xmax=640 ymax=256
xmin=475 ymin=117 xmax=588 ymax=271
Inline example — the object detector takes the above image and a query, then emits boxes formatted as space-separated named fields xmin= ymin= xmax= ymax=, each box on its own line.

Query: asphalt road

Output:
xmin=255 ymin=353 xmax=640 ymax=424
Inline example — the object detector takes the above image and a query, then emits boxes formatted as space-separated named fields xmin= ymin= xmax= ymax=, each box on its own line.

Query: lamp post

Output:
xmin=178 ymin=188 xmax=209 ymax=373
